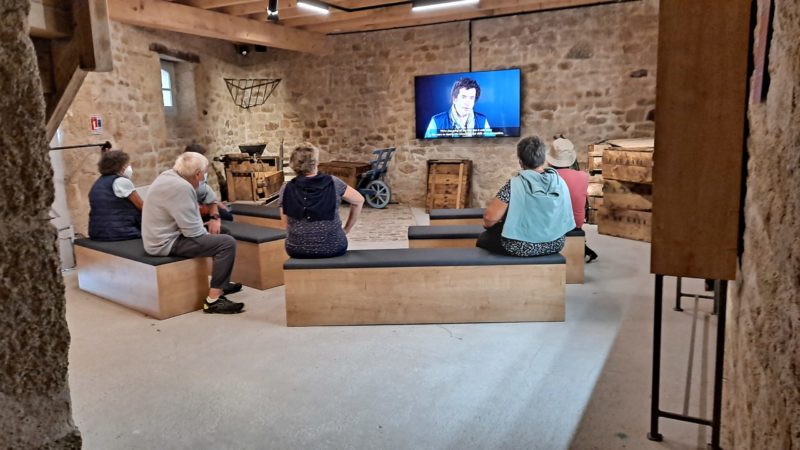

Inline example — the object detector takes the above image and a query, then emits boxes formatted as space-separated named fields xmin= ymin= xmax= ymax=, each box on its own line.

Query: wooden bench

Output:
xmin=407 ymin=225 xmax=586 ymax=284
xmin=222 ymin=221 xmax=288 ymax=290
xmin=284 ymin=248 xmax=565 ymax=326
xmin=229 ymin=203 xmax=284 ymax=229
xmin=74 ymin=239 xmax=209 ymax=320
xmin=428 ymin=207 xmax=485 ymax=226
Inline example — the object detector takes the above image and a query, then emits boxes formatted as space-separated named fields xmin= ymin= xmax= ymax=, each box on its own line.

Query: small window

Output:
xmin=160 ymin=60 xmax=176 ymax=110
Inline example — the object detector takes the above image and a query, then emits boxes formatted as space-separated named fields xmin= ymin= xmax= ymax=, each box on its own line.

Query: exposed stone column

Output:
xmin=724 ymin=0 xmax=800 ymax=448
xmin=0 ymin=1 xmax=81 ymax=447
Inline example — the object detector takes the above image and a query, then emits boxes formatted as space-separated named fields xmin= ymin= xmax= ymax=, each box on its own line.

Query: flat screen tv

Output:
xmin=414 ymin=68 xmax=521 ymax=139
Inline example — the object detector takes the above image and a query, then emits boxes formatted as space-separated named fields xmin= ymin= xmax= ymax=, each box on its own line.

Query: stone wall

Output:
xmin=0 ymin=1 xmax=81 ymax=447
xmin=724 ymin=0 xmax=800 ymax=448
xmin=59 ymin=0 xmax=658 ymax=233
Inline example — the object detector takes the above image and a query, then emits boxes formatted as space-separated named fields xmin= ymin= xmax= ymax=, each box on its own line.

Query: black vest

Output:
xmin=88 ymin=175 xmax=141 ymax=241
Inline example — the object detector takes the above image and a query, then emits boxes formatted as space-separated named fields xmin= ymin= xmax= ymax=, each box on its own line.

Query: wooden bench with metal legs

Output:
xmin=74 ymin=239 xmax=210 ymax=320
xmin=284 ymin=248 xmax=566 ymax=326
xmin=408 ymin=225 xmax=586 ymax=284
xmin=222 ymin=221 xmax=288 ymax=290
xmin=428 ymin=207 xmax=485 ymax=226
xmin=229 ymin=203 xmax=284 ymax=229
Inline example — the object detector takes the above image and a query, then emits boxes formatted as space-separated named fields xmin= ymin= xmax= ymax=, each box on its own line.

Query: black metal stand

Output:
xmin=649 ymin=274 xmax=728 ymax=449
xmin=674 ymin=276 xmax=717 ymax=313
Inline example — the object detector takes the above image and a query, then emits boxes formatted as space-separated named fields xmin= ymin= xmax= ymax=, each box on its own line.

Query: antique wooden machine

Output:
xmin=215 ymin=144 xmax=284 ymax=202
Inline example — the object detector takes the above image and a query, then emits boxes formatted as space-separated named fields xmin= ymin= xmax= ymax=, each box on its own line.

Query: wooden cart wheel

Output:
xmin=365 ymin=180 xmax=391 ymax=209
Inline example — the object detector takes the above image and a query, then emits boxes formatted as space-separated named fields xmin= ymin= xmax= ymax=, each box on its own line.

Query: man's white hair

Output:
xmin=173 ymin=152 xmax=208 ymax=179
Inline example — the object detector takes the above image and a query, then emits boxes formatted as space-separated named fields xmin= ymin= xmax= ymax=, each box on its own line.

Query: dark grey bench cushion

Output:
xmin=74 ymin=238 xmax=190 ymax=266
xmin=229 ymin=204 xmax=281 ymax=220
xmin=409 ymin=225 xmax=585 ymax=239
xmin=285 ymin=248 xmax=565 ymax=270
xmin=429 ymin=207 xmax=485 ymax=220
xmin=408 ymin=225 xmax=484 ymax=240
xmin=566 ymin=228 xmax=585 ymax=237
xmin=222 ymin=221 xmax=286 ymax=244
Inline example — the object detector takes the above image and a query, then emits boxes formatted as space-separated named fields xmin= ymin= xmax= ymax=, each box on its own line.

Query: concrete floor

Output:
xmin=65 ymin=208 xmax=717 ymax=449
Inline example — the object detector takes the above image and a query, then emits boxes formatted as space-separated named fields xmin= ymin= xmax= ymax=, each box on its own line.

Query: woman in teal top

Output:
xmin=477 ymin=135 xmax=576 ymax=256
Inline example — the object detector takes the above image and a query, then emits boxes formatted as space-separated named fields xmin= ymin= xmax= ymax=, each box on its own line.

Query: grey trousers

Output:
xmin=170 ymin=233 xmax=236 ymax=289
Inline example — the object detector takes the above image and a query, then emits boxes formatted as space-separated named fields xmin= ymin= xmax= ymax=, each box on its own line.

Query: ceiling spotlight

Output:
xmin=412 ymin=0 xmax=479 ymax=12
xmin=297 ymin=0 xmax=330 ymax=15
xmin=267 ymin=0 xmax=279 ymax=21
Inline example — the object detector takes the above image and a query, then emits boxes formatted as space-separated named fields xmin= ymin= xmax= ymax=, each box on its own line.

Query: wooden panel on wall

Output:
xmin=650 ymin=0 xmax=752 ymax=280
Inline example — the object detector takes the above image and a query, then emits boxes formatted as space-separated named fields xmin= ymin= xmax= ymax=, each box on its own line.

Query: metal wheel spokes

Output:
xmin=365 ymin=180 xmax=391 ymax=209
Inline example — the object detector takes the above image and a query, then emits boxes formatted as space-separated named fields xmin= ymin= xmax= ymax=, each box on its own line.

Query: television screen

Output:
xmin=414 ymin=68 xmax=521 ymax=139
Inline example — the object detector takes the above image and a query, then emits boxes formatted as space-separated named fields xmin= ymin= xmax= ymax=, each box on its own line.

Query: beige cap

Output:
xmin=547 ymin=137 xmax=577 ymax=167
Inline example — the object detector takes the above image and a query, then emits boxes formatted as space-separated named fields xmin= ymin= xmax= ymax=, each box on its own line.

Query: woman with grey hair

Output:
xmin=278 ymin=144 xmax=365 ymax=258
xmin=478 ymin=135 xmax=576 ymax=256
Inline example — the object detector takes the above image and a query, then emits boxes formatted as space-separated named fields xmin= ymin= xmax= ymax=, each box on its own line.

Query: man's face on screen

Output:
xmin=452 ymin=88 xmax=477 ymax=117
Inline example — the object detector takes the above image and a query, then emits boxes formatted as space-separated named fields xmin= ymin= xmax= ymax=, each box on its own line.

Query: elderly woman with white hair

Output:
xmin=142 ymin=152 xmax=244 ymax=314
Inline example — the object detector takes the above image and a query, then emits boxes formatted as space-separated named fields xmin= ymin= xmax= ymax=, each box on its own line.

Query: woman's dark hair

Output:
xmin=98 ymin=150 xmax=130 ymax=175
xmin=451 ymin=78 xmax=481 ymax=102
xmin=517 ymin=136 xmax=547 ymax=169
xmin=290 ymin=144 xmax=319 ymax=176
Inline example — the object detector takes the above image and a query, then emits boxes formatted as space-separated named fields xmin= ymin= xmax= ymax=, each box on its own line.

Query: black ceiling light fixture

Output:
xmin=234 ymin=44 xmax=250 ymax=56
xmin=267 ymin=0 xmax=279 ymax=21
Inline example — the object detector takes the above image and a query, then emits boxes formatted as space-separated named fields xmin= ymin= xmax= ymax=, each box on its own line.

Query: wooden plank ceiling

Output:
xmin=106 ymin=0 xmax=631 ymax=54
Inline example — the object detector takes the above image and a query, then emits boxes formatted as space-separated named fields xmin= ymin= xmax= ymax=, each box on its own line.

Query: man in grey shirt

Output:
xmin=142 ymin=152 xmax=244 ymax=314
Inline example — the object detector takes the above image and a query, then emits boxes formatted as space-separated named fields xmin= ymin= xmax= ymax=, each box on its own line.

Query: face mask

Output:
xmin=123 ymin=165 xmax=133 ymax=179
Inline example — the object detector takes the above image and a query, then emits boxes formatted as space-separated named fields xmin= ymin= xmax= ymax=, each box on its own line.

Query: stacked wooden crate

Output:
xmin=586 ymin=143 xmax=609 ymax=224
xmin=596 ymin=138 xmax=654 ymax=242
xmin=318 ymin=160 xmax=372 ymax=188
xmin=425 ymin=159 xmax=472 ymax=212
xmin=224 ymin=154 xmax=285 ymax=202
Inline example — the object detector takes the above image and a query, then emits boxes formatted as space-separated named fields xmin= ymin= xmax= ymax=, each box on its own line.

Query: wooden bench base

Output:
xmin=408 ymin=238 xmax=477 ymax=248
xmin=285 ymin=264 xmax=565 ymax=326
xmin=230 ymin=239 xmax=288 ymax=290
xmin=563 ymin=234 xmax=585 ymax=284
xmin=75 ymin=246 xmax=210 ymax=320
xmin=429 ymin=218 xmax=483 ymax=226
xmin=233 ymin=214 xmax=284 ymax=230
xmin=409 ymin=234 xmax=585 ymax=284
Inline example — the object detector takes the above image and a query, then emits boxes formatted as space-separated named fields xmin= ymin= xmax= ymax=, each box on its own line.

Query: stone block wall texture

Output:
xmin=59 ymin=0 xmax=658 ymax=234
xmin=0 ymin=1 xmax=81 ymax=447
xmin=724 ymin=0 xmax=800 ymax=448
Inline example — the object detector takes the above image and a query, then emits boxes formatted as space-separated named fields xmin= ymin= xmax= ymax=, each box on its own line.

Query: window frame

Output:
xmin=160 ymin=59 xmax=177 ymax=114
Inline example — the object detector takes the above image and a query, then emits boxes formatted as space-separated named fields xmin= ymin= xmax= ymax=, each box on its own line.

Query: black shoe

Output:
xmin=222 ymin=282 xmax=243 ymax=295
xmin=585 ymin=247 xmax=599 ymax=264
xmin=203 ymin=295 xmax=244 ymax=314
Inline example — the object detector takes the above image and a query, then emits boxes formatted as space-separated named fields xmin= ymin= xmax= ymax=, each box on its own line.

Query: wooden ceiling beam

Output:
xmin=108 ymin=0 xmax=332 ymax=54
xmin=178 ymin=0 xmax=258 ymax=9
xmin=300 ymin=0 xmax=616 ymax=34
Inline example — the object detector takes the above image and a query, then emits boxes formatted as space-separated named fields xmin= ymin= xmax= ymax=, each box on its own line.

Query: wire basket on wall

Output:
xmin=224 ymin=78 xmax=281 ymax=109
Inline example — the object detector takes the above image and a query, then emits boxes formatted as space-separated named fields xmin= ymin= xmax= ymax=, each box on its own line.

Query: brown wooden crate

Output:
xmin=588 ymin=143 xmax=610 ymax=156
xmin=588 ymin=173 xmax=603 ymax=183
xmin=318 ymin=161 xmax=372 ymax=188
xmin=426 ymin=160 xmax=472 ymax=212
xmin=588 ymin=196 xmax=604 ymax=208
xmin=603 ymin=180 xmax=652 ymax=211
xmin=602 ymin=150 xmax=653 ymax=183
xmin=588 ymin=155 xmax=603 ymax=172
xmin=606 ymin=138 xmax=655 ymax=151
xmin=597 ymin=207 xmax=651 ymax=242
xmin=588 ymin=182 xmax=604 ymax=197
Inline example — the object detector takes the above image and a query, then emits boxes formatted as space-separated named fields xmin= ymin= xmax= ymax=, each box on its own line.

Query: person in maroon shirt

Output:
xmin=546 ymin=137 xmax=599 ymax=262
